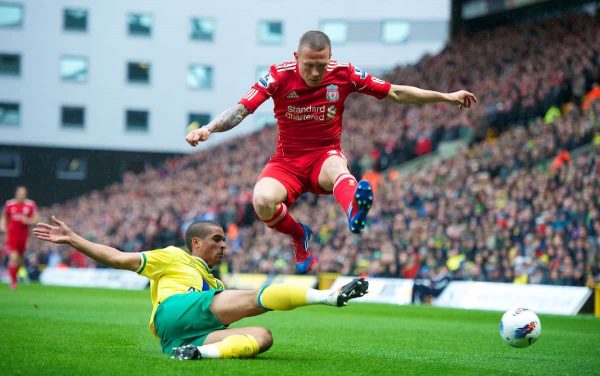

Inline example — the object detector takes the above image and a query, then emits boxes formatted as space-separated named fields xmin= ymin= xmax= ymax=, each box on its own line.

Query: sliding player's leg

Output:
xmin=171 ymin=279 xmax=369 ymax=360
xmin=171 ymin=326 xmax=272 ymax=360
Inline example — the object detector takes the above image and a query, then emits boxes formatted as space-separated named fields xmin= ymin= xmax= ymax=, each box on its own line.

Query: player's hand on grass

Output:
xmin=447 ymin=90 xmax=477 ymax=109
xmin=186 ymin=126 xmax=211 ymax=147
xmin=33 ymin=216 xmax=74 ymax=244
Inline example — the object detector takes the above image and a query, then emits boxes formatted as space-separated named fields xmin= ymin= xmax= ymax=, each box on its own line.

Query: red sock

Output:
xmin=8 ymin=263 xmax=18 ymax=285
xmin=261 ymin=203 xmax=304 ymax=240
xmin=333 ymin=173 xmax=357 ymax=213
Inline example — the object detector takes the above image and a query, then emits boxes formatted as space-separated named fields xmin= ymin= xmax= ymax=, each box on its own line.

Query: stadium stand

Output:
xmin=9 ymin=11 xmax=600 ymax=287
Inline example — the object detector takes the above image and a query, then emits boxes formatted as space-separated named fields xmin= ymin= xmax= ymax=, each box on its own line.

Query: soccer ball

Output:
xmin=499 ymin=307 xmax=541 ymax=348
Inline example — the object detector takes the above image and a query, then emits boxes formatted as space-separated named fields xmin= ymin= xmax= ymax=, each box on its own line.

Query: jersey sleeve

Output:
xmin=348 ymin=63 xmax=391 ymax=100
xmin=136 ymin=248 xmax=178 ymax=280
xmin=238 ymin=65 xmax=280 ymax=113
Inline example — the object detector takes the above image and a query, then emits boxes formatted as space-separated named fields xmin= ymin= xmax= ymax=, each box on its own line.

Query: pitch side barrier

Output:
xmin=39 ymin=268 xmax=318 ymax=290
xmin=432 ymin=281 xmax=592 ymax=316
xmin=40 ymin=267 xmax=148 ymax=290
xmin=39 ymin=269 xmax=592 ymax=315
xmin=330 ymin=277 xmax=592 ymax=316
xmin=330 ymin=276 xmax=415 ymax=305
xmin=225 ymin=273 xmax=318 ymax=289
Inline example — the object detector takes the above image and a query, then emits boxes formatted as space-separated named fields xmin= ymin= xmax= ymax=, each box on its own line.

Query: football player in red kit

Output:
xmin=1 ymin=186 xmax=38 ymax=289
xmin=186 ymin=31 xmax=476 ymax=273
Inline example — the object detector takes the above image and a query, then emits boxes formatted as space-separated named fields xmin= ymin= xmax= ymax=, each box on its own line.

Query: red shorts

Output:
xmin=257 ymin=148 xmax=347 ymax=206
xmin=6 ymin=235 xmax=28 ymax=255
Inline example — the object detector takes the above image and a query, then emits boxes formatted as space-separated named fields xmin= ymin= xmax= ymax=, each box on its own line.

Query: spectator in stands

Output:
xmin=411 ymin=265 xmax=451 ymax=304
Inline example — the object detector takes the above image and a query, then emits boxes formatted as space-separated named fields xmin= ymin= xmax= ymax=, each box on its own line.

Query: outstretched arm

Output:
xmin=186 ymin=104 xmax=251 ymax=147
xmin=386 ymin=84 xmax=477 ymax=108
xmin=33 ymin=216 xmax=140 ymax=271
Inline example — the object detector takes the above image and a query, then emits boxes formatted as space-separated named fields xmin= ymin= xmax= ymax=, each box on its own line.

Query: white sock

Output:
xmin=306 ymin=288 xmax=338 ymax=306
xmin=197 ymin=344 xmax=220 ymax=358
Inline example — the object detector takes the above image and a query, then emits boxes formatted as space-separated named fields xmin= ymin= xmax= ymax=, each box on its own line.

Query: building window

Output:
xmin=190 ymin=18 xmax=214 ymax=41
xmin=126 ymin=109 xmax=149 ymax=132
xmin=187 ymin=113 xmax=211 ymax=133
xmin=127 ymin=61 xmax=150 ymax=84
xmin=63 ymin=8 xmax=87 ymax=32
xmin=381 ymin=20 xmax=411 ymax=44
xmin=60 ymin=55 xmax=88 ymax=82
xmin=128 ymin=13 xmax=152 ymax=36
xmin=0 ymin=152 xmax=21 ymax=177
xmin=0 ymin=3 xmax=23 ymax=28
xmin=187 ymin=64 xmax=212 ymax=89
xmin=258 ymin=21 xmax=283 ymax=44
xmin=320 ymin=20 xmax=347 ymax=44
xmin=61 ymin=106 xmax=85 ymax=128
xmin=256 ymin=66 xmax=269 ymax=81
xmin=462 ymin=0 xmax=487 ymax=19
xmin=56 ymin=157 xmax=87 ymax=180
xmin=0 ymin=53 xmax=20 ymax=76
xmin=0 ymin=102 xmax=19 ymax=125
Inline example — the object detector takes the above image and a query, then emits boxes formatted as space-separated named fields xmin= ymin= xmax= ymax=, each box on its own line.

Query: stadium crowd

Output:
xmin=345 ymin=12 xmax=600 ymax=175
xmin=4 ymin=12 xmax=600 ymax=288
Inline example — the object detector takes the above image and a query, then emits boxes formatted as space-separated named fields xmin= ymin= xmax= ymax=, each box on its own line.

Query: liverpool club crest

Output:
xmin=326 ymin=84 xmax=339 ymax=101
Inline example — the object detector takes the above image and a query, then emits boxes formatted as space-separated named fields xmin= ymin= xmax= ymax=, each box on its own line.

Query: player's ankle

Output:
xmin=306 ymin=288 xmax=337 ymax=305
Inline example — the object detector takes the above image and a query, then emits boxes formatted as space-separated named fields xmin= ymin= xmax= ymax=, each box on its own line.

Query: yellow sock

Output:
xmin=258 ymin=284 xmax=308 ymax=311
xmin=215 ymin=334 xmax=260 ymax=359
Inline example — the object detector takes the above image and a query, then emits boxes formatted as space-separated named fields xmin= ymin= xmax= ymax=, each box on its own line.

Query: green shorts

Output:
xmin=154 ymin=290 xmax=226 ymax=354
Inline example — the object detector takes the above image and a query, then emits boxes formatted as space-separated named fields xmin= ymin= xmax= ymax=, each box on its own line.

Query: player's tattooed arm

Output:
xmin=205 ymin=104 xmax=251 ymax=133
xmin=186 ymin=104 xmax=251 ymax=146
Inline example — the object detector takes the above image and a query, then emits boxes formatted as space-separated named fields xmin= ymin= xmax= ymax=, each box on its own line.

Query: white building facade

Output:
xmin=0 ymin=0 xmax=450 ymax=154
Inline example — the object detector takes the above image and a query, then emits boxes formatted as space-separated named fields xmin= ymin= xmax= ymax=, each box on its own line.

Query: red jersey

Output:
xmin=3 ymin=199 xmax=37 ymax=237
xmin=239 ymin=61 xmax=391 ymax=156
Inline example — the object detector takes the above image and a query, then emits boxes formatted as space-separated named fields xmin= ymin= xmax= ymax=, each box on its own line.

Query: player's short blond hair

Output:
xmin=298 ymin=30 xmax=331 ymax=53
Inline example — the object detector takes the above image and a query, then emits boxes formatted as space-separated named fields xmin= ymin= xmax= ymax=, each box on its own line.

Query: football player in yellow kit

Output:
xmin=33 ymin=216 xmax=368 ymax=360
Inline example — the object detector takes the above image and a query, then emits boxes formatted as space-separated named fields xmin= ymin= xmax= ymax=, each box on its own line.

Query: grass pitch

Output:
xmin=1 ymin=284 xmax=599 ymax=376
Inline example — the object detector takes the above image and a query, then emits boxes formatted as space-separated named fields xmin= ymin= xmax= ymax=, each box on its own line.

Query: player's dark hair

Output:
xmin=298 ymin=30 xmax=331 ymax=52
xmin=184 ymin=220 xmax=222 ymax=253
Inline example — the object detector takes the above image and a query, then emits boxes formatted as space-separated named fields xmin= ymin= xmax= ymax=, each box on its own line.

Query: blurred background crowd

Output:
xmin=3 ymin=12 xmax=600 ymax=288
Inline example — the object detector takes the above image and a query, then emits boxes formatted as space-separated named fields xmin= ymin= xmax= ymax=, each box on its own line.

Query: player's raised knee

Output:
xmin=252 ymin=190 xmax=277 ymax=218
xmin=254 ymin=327 xmax=273 ymax=352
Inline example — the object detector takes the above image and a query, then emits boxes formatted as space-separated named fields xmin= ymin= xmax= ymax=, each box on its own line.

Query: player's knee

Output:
xmin=255 ymin=327 xmax=273 ymax=352
xmin=8 ymin=252 xmax=21 ymax=263
xmin=252 ymin=191 xmax=275 ymax=216
xmin=323 ymin=156 xmax=349 ymax=176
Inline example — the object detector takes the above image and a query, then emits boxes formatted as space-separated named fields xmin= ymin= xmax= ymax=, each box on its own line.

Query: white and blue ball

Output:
xmin=499 ymin=307 xmax=541 ymax=348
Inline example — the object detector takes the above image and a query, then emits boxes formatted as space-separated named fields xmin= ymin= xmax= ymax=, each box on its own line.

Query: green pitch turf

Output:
xmin=1 ymin=284 xmax=599 ymax=376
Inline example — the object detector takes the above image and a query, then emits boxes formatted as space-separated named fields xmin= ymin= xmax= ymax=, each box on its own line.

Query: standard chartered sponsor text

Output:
xmin=286 ymin=105 xmax=326 ymax=121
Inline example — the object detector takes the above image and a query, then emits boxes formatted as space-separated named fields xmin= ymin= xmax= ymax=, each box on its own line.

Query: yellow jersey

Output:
xmin=136 ymin=246 xmax=225 ymax=335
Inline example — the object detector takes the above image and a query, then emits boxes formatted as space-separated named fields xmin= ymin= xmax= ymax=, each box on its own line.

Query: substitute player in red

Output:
xmin=1 ymin=186 xmax=38 ymax=290
xmin=186 ymin=31 xmax=477 ymax=273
